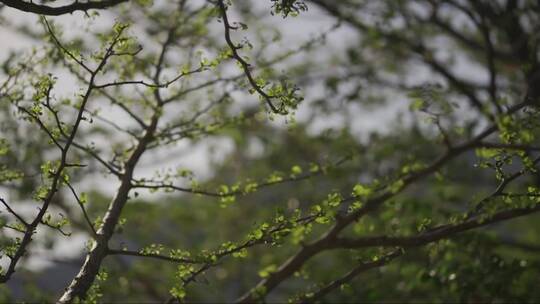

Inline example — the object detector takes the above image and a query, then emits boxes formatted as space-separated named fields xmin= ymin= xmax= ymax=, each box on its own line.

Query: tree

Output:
xmin=1 ymin=0 xmax=540 ymax=302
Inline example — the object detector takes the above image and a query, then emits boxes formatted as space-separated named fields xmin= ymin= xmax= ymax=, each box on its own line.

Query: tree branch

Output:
xmin=333 ymin=204 xmax=540 ymax=249
xmin=299 ymin=249 xmax=403 ymax=304
xmin=216 ymin=0 xmax=283 ymax=114
xmin=0 ymin=0 xmax=129 ymax=16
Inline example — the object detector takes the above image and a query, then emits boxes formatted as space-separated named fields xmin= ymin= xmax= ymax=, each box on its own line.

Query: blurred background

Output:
xmin=1 ymin=0 xmax=540 ymax=302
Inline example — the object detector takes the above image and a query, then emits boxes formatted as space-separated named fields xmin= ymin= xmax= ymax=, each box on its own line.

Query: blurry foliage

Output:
xmin=0 ymin=0 xmax=540 ymax=303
